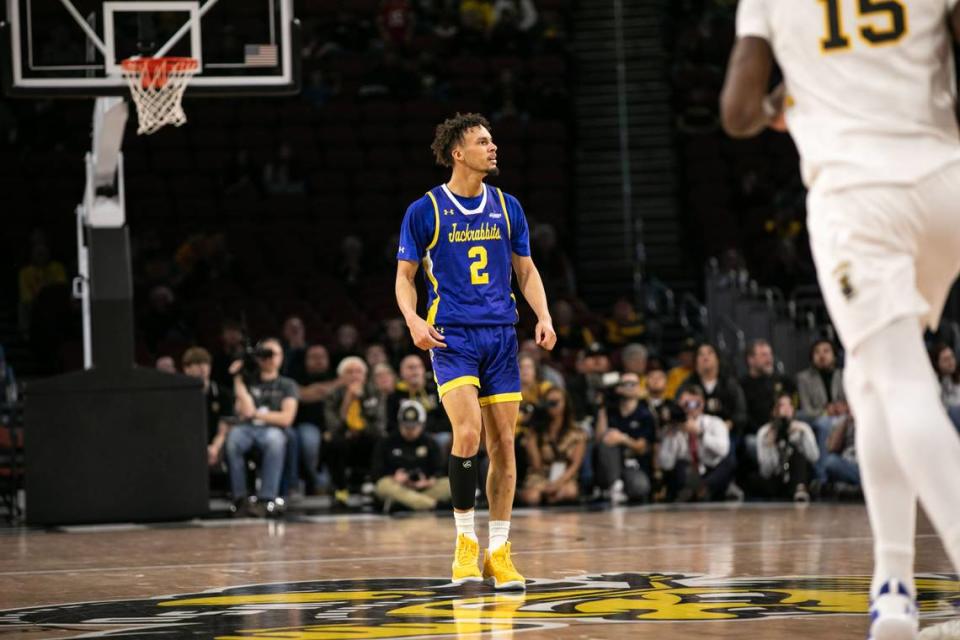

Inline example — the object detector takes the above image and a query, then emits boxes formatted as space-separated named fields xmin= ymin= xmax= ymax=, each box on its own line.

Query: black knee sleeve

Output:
xmin=449 ymin=454 xmax=478 ymax=510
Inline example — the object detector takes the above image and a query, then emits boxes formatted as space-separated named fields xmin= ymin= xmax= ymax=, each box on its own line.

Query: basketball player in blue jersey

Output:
xmin=396 ymin=113 xmax=556 ymax=590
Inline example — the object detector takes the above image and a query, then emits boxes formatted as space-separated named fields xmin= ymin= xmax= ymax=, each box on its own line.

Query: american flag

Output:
xmin=244 ymin=44 xmax=278 ymax=67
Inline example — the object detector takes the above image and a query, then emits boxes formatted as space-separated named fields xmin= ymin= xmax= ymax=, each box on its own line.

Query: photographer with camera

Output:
xmin=595 ymin=372 xmax=656 ymax=504
xmin=225 ymin=337 xmax=300 ymax=517
xmin=373 ymin=400 xmax=451 ymax=512
xmin=756 ymin=393 xmax=819 ymax=502
xmin=520 ymin=387 xmax=587 ymax=506
xmin=658 ymin=386 xmax=733 ymax=502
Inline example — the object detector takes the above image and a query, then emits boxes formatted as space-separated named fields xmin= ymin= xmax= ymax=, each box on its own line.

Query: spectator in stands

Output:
xmin=552 ymin=299 xmax=594 ymax=358
xmin=568 ymin=342 xmax=613 ymax=421
xmin=756 ymin=394 xmax=818 ymax=502
xmin=645 ymin=367 xmax=674 ymax=428
xmin=212 ymin=320 xmax=246 ymax=387
xmin=281 ymin=315 xmax=307 ymax=380
xmin=520 ymin=387 xmax=587 ymax=505
xmin=373 ymin=400 xmax=451 ymax=512
xmin=605 ymin=297 xmax=646 ymax=347
xmin=595 ymin=372 xmax=656 ymax=503
xmin=292 ymin=344 xmax=338 ymax=495
xmin=823 ymin=415 xmax=861 ymax=493
xmin=0 ymin=346 xmax=17 ymax=414
xmin=531 ymin=224 xmax=577 ymax=299
xmin=155 ymin=356 xmax=176 ymax=374
xmin=681 ymin=342 xmax=748 ymax=435
xmin=519 ymin=338 xmax=566 ymax=388
xmin=325 ymin=356 xmax=385 ymax=506
xmin=223 ymin=149 xmax=262 ymax=196
xmin=386 ymin=354 xmax=448 ymax=442
xmin=140 ymin=285 xmax=185 ymax=353
xmin=665 ymin=337 xmax=697 ymax=399
xmin=518 ymin=353 xmax=554 ymax=431
xmin=371 ymin=362 xmax=399 ymax=431
xmin=365 ymin=343 xmax=390 ymax=369
xmin=182 ymin=347 xmax=230 ymax=474
xmin=337 ymin=236 xmax=365 ymax=293
xmin=740 ymin=339 xmax=796 ymax=460
xmin=620 ymin=343 xmax=649 ymax=397
xmin=378 ymin=0 xmax=416 ymax=49
xmin=331 ymin=323 xmax=363 ymax=367
xmin=18 ymin=241 xmax=66 ymax=337
xmin=658 ymin=386 xmax=733 ymax=502
xmin=263 ymin=143 xmax=305 ymax=195
xmin=225 ymin=338 xmax=299 ymax=517
xmin=930 ymin=343 xmax=960 ymax=433
xmin=383 ymin=317 xmax=415 ymax=369
xmin=796 ymin=339 xmax=848 ymax=482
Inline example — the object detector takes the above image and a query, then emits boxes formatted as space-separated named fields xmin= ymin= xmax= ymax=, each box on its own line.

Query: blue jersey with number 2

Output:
xmin=397 ymin=183 xmax=530 ymax=327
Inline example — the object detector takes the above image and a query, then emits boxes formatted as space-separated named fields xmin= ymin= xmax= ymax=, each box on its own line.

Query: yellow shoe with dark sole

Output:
xmin=451 ymin=534 xmax=483 ymax=585
xmin=482 ymin=542 xmax=526 ymax=590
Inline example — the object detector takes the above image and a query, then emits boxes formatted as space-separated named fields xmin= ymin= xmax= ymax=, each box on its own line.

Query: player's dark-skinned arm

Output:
xmin=512 ymin=254 xmax=557 ymax=350
xmin=720 ymin=36 xmax=784 ymax=138
xmin=951 ymin=4 xmax=960 ymax=43
xmin=396 ymin=259 xmax=446 ymax=350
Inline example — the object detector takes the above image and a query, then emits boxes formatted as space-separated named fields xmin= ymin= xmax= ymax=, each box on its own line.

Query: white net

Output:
xmin=121 ymin=58 xmax=199 ymax=135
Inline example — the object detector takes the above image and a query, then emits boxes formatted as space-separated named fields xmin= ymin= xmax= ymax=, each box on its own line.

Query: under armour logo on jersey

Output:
xmin=443 ymin=208 xmax=455 ymax=216
xmin=462 ymin=459 xmax=473 ymax=469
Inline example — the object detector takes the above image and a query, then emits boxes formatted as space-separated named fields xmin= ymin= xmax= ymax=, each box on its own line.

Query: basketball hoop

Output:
xmin=120 ymin=57 xmax=199 ymax=135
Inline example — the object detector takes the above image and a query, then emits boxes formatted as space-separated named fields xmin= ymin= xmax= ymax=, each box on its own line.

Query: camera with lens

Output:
xmin=239 ymin=342 xmax=276 ymax=377
xmin=522 ymin=398 xmax=557 ymax=431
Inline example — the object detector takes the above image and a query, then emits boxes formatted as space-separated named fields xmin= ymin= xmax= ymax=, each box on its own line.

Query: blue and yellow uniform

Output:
xmin=397 ymin=183 xmax=530 ymax=406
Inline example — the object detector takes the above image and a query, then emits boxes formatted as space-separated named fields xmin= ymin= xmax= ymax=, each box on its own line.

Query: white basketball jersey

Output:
xmin=736 ymin=0 xmax=960 ymax=192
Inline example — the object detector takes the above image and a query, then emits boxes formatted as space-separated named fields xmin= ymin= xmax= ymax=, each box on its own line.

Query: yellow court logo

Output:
xmin=1 ymin=573 xmax=957 ymax=639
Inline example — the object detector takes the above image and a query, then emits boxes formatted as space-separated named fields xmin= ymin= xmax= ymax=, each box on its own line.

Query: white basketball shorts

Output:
xmin=807 ymin=161 xmax=960 ymax=353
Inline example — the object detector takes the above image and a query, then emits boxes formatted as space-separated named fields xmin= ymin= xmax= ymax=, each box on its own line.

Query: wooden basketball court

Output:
xmin=1 ymin=503 xmax=957 ymax=639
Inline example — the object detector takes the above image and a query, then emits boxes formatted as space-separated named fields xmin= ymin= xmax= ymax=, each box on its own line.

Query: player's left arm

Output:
xmin=506 ymin=192 xmax=556 ymax=350
xmin=513 ymin=254 xmax=556 ymax=351
xmin=950 ymin=2 xmax=960 ymax=43
xmin=720 ymin=36 xmax=784 ymax=138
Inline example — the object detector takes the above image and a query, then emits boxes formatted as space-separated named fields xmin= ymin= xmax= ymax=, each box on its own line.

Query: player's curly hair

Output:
xmin=430 ymin=113 xmax=492 ymax=168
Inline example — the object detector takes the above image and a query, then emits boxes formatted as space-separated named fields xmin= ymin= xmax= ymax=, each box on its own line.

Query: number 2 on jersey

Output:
xmin=818 ymin=0 xmax=907 ymax=52
xmin=469 ymin=246 xmax=489 ymax=285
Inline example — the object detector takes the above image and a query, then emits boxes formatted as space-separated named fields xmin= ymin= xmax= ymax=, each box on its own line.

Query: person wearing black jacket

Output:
xmin=680 ymin=342 xmax=748 ymax=436
xmin=373 ymin=400 xmax=452 ymax=511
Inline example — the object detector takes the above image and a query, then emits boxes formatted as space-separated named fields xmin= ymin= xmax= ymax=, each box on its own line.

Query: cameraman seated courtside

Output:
xmin=225 ymin=338 xmax=299 ymax=517
xmin=520 ymin=387 xmax=587 ymax=506
xmin=756 ymin=393 xmax=819 ymax=502
xmin=373 ymin=400 xmax=452 ymax=512
xmin=595 ymin=371 xmax=656 ymax=504
xmin=658 ymin=386 xmax=734 ymax=502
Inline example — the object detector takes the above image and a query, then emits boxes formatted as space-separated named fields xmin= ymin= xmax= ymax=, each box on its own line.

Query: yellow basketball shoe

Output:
xmin=451 ymin=534 xmax=483 ymax=585
xmin=482 ymin=542 xmax=526 ymax=590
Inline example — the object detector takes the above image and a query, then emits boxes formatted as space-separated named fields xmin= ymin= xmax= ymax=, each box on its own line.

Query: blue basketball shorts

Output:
xmin=429 ymin=325 xmax=521 ymax=406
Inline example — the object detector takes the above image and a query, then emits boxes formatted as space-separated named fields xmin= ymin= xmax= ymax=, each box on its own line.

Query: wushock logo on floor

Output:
xmin=2 ymin=573 xmax=958 ymax=638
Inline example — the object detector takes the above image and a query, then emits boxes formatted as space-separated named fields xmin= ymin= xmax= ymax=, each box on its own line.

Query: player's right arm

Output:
xmin=396 ymin=260 xmax=445 ymax=350
xmin=720 ymin=0 xmax=784 ymax=138
xmin=395 ymin=196 xmax=445 ymax=351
